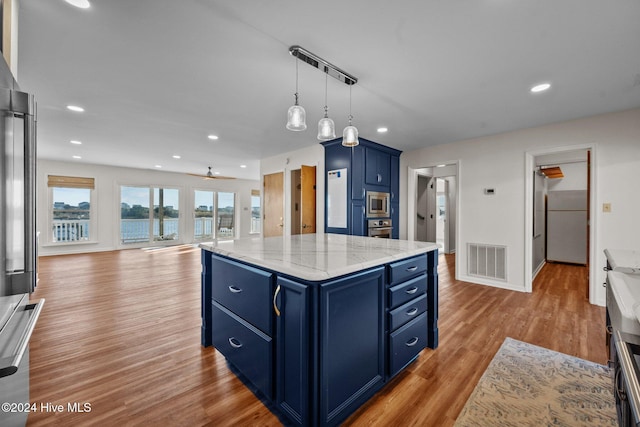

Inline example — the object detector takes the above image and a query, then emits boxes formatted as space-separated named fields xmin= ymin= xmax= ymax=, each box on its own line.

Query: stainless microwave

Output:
xmin=366 ymin=191 xmax=390 ymax=218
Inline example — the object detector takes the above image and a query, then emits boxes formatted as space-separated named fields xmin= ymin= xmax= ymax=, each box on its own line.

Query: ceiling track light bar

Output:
xmin=289 ymin=45 xmax=358 ymax=86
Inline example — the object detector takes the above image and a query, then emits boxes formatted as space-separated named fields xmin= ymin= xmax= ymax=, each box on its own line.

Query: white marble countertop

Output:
xmin=200 ymin=233 xmax=438 ymax=281
xmin=605 ymin=249 xmax=640 ymax=274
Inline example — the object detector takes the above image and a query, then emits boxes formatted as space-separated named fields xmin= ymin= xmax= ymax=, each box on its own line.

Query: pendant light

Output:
xmin=317 ymin=73 xmax=336 ymax=140
xmin=286 ymin=58 xmax=307 ymax=131
xmin=342 ymin=85 xmax=359 ymax=147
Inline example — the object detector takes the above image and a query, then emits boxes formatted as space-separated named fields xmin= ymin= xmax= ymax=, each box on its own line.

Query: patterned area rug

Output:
xmin=455 ymin=337 xmax=617 ymax=427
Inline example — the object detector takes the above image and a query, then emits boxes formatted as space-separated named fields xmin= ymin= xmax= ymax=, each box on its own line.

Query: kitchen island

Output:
xmin=200 ymin=234 xmax=438 ymax=426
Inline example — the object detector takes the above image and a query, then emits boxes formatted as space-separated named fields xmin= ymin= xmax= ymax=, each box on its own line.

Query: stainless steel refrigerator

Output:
xmin=0 ymin=53 xmax=45 ymax=427
xmin=546 ymin=190 xmax=588 ymax=265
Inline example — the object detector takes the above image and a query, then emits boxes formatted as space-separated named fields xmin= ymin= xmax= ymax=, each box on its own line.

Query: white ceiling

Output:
xmin=17 ymin=0 xmax=640 ymax=181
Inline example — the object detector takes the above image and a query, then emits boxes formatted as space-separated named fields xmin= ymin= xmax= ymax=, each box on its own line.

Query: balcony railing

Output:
xmin=52 ymin=220 xmax=90 ymax=242
xmin=53 ymin=215 xmax=252 ymax=244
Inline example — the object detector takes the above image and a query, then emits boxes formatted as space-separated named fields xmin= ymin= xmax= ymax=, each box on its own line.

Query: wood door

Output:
xmin=300 ymin=165 xmax=316 ymax=234
xmin=264 ymin=172 xmax=284 ymax=237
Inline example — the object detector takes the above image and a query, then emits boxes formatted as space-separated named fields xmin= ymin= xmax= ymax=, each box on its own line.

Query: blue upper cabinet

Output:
xmin=322 ymin=138 xmax=401 ymax=237
xmin=365 ymin=147 xmax=391 ymax=188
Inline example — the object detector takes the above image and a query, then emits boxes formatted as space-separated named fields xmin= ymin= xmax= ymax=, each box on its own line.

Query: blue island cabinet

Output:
xmin=201 ymin=249 xmax=438 ymax=427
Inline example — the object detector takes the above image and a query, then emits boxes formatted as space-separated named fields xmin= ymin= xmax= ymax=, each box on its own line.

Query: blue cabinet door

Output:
xmin=319 ymin=267 xmax=385 ymax=426
xmin=390 ymin=155 xmax=399 ymax=203
xmin=351 ymin=144 xmax=366 ymax=201
xmin=351 ymin=200 xmax=366 ymax=236
xmin=365 ymin=147 xmax=390 ymax=187
xmin=275 ymin=277 xmax=311 ymax=426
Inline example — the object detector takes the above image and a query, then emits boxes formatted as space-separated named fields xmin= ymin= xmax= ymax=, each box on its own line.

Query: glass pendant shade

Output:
xmin=286 ymin=101 xmax=307 ymax=131
xmin=342 ymin=124 xmax=359 ymax=147
xmin=317 ymin=116 xmax=336 ymax=140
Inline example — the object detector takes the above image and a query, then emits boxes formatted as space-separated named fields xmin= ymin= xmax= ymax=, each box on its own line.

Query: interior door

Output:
xmin=300 ymin=165 xmax=316 ymax=234
xmin=263 ymin=172 xmax=284 ymax=237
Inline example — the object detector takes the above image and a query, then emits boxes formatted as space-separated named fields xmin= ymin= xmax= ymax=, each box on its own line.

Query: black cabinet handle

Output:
xmin=228 ymin=337 xmax=243 ymax=348
xmin=405 ymin=287 xmax=418 ymax=295
xmin=406 ymin=308 xmax=419 ymax=316
xmin=405 ymin=337 xmax=419 ymax=347
xmin=406 ymin=266 xmax=418 ymax=272
xmin=228 ymin=285 xmax=242 ymax=293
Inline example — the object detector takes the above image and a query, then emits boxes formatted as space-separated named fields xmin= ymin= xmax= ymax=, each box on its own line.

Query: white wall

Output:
xmin=260 ymin=144 xmax=325 ymax=236
xmin=400 ymin=108 xmax=640 ymax=306
xmin=38 ymin=160 xmax=260 ymax=256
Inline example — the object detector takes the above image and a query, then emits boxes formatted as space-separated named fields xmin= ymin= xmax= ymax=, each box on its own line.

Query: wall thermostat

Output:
xmin=484 ymin=188 xmax=496 ymax=195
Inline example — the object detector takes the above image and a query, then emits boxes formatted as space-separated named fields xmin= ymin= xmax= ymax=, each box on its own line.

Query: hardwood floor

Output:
xmin=27 ymin=248 xmax=606 ymax=426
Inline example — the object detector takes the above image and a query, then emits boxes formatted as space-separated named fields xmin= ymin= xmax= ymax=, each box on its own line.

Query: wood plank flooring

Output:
xmin=26 ymin=248 xmax=606 ymax=426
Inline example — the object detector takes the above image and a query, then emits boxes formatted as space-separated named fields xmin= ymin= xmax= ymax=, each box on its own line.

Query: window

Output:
xmin=120 ymin=186 xmax=180 ymax=244
xmin=193 ymin=190 xmax=236 ymax=240
xmin=194 ymin=190 xmax=214 ymax=240
xmin=217 ymin=192 xmax=235 ymax=239
xmin=251 ymin=190 xmax=261 ymax=234
xmin=48 ymin=175 xmax=95 ymax=243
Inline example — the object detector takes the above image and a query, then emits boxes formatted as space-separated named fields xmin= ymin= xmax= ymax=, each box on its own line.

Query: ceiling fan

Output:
xmin=187 ymin=166 xmax=235 ymax=180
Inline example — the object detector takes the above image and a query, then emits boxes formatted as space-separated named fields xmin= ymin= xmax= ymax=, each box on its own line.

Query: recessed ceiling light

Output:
xmin=64 ymin=0 xmax=91 ymax=9
xmin=72 ymin=155 xmax=82 ymax=159
xmin=530 ymin=83 xmax=551 ymax=93
xmin=436 ymin=164 xmax=447 ymax=168
xmin=240 ymin=164 xmax=247 ymax=168
xmin=70 ymin=140 xmax=82 ymax=145
xmin=172 ymin=155 xmax=181 ymax=159
xmin=67 ymin=105 xmax=85 ymax=112
xmin=214 ymin=171 xmax=220 ymax=175
xmin=208 ymin=134 xmax=219 ymax=140
xmin=377 ymin=127 xmax=388 ymax=133
xmin=155 ymin=165 xmax=162 ymax=168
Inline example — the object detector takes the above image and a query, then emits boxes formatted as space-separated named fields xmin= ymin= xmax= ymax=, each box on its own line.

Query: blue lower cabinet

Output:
xmin=389 ymin=312 xmax=428 ymax=377
xmin=275 ymin=277 xmax=310 ymax=425
xmin=211 ymin=301 xmax=273 ymax=399
xmin=320 ymin=267 xmax=385 ymax=426
xmin=201 ymin=251 xmax=438 ymax=426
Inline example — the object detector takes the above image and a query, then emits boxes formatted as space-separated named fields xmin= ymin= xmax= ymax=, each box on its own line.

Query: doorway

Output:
xmin=412 ymin=164 xmax=458 ymax=255
xmin=525 ymin=146 xmax=595 ymax=301
xmin=290 ymin=165 xmax=316 ymax=235
xmin=263 ymin=172 xmax=284 ymax=237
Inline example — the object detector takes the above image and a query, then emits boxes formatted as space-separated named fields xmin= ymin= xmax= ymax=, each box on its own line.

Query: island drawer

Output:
xmin=211 ymin=255 xmax=274 ymax=335
xmin=389 ymin=311 xmax=428 ymax=377
xmin=388 ymin=273 xmax=427 ymax=310
xmin=388 ymin=254 xmax=427 ymax=286
xmin=388 ymin=293 xmax=427 ymax=332
xmin=212 ymin=301 xmax=273 ymax=399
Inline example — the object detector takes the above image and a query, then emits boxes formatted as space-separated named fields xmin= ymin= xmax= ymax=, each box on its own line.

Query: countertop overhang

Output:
xmin=200 ymin=233 xmax=438 ymax=281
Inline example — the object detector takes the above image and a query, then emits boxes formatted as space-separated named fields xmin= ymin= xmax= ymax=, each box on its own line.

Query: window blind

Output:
xmin=47 ymin=175 xmax=95 ymax=189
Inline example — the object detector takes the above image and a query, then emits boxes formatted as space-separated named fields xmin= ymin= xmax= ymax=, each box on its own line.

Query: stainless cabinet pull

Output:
xmin=7 ymin=299 xmax=45 ymax=376
xmin=405 ymin=287 xmax=418 ymax=294
xmin=405 ymin=337 xmax=419 ymax=347
xmin=273 ymin=284 xmax=281 ymax=316
xmin=228 ymin=337 xmax=243 ymax=348
xmin=377 ymin=173 xmax=382 ymax=183
xmin=228 ymin=285 xmax=242 ymax=293
xmin=406 ymin=266 xmax=418 ymax=272
xmin=406 ymin=308 xmax=419 ymax=316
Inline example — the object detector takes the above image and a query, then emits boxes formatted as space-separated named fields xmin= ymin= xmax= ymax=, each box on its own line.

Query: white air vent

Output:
xmin=467 ymin=243 xmax=507 ymax=281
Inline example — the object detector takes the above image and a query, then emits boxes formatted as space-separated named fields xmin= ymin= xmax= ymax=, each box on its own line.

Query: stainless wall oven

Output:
xmin=368 ymin=219 xmax=392 ymax=238
xmin=366 ymin=191 xmax=390 ymax=218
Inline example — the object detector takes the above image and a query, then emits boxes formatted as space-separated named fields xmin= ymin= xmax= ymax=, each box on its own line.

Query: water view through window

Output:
xmin=120 ymin=186 xmax=179 ymax=244
xmin=52 ymin=187 xmax=91 ymax=242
